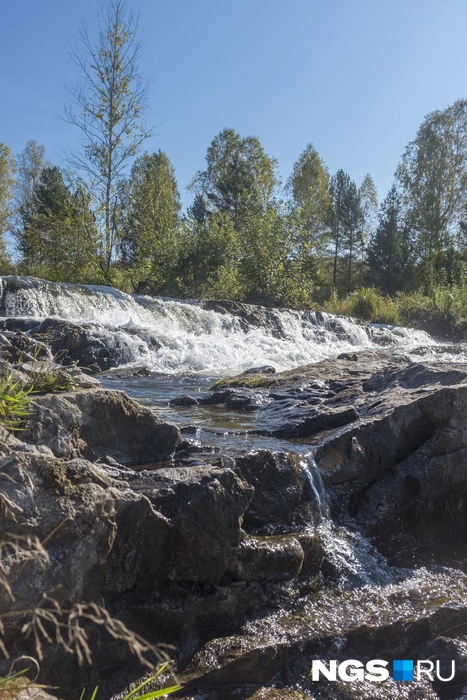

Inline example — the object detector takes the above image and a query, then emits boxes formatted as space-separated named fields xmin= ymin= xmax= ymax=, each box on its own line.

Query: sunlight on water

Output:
xmin=0 ymin=276 xmax=446 ymax=377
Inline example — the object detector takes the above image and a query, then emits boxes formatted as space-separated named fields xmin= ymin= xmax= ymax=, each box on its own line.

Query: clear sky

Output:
xmin=2 ymin=0 xmax=467 ymax=207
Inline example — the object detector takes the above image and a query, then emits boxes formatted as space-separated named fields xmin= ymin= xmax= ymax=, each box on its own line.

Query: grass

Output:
xmin=322 ymin=284 xmax=467 ymax=340
xmin=0 ymin=361 xmax=78 ymax=433
xmin=0 ymin=533 xmax=182 ymax=699
xmin=81 ymin=663 xmax=181 ymax=699
xmin=0 ymin=369 xmax=33 ymax=431
xmin=323 ymin=287 xmax=400 ymax=325
xmin=26 ymin=364 xmax=75 ymax=393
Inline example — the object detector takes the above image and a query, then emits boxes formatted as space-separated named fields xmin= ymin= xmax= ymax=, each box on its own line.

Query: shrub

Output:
xmin=323 ymin=287 xmax=400 ymax=325
xmin=0 ymin=370 xmax=33 ymax=431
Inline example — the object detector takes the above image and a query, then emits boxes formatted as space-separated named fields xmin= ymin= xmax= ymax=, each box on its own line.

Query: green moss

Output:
xmin=209 ymin=374 xmax=275 ymax=390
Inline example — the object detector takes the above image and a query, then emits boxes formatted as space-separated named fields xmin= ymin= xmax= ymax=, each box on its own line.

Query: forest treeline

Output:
xmin=2 ymin=99 xmax=467 ymax=310
xmin=2 ymin=0 xmax=467 ymax=337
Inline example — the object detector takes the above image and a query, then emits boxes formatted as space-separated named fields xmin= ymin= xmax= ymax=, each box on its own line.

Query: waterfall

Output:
xmin=0 ymin=276 xmax=436 ymax=376
xmin=299 ymin=453 xmax=330 ymax=519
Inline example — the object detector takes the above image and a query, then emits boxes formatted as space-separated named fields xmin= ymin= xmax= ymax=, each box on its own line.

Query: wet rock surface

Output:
xmin=3 ymin=325 xmax=467 ymax=698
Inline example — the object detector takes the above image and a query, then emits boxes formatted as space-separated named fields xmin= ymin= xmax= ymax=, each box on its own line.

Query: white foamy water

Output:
xmin=0 ymin=276 xmax=441 ymax=376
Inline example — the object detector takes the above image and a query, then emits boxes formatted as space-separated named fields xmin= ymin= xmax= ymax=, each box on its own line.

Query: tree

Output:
xmin=65 ymin=0 xmax=152 ymax=277
xmin=19 ymin=166 xmax=99 ymax=281
xmin=342 ymin=179 xmax=363 ymax=288
xmin=287 ymin=143 xmax=331 ymax=264
xmin=239 ymin=200 xmax=309 ymax=306
xmin=13 ymin=141 xmax=48 ymax=267
xmin=0 ymin=144 xmax=16 ymax=267
xmin=329 ymin=170 xmax=362 ymax=288
xmin=122 ymin=151 xmax=181 ymax=293
xmin=176 ymin=211 xmax=242 ymax=300
xmin=358 ymin=174 xmax=378 ymax=263
xmin=397 ymin=98 xmax=467 ymax=263
xmin=367 ymin=185 xmax=410 ymax=294
xmin=189 ymin=128 xmax=278 ymax=228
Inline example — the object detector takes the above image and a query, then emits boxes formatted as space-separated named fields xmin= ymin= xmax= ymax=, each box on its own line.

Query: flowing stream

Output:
xmin=1 ymin=275 xmax=464 ymax=462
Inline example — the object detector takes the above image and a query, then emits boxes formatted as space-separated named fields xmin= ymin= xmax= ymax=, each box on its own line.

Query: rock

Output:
xmin=16 ymin=689 xmax=61 ymax=700
xmin=0 ymin=317 xmax=41 ymax=333
xmin=180 ymin=424 xmax=199 ymax=435
xmin=169 ymin=394 xmax=198 ymax=406
xmin=176 ymin=567 xmax=467 ymax=698
xmin=198 ymin=388 xmax=237 ymax=405
xmin=0 ymin=442 xmax=257 ymax=693
xmin=6 ymin=307 xmax=467 ymax=700
xmin=233 ymin=450 xmax=323 ymax=534
xmin=270 ymin=405 xmax=358 ymax=438
xmin=226 ymin=535 xmax=304 ymax=582
xmin=31 ymin=318 xmax=114 ymax=372
xmin=225 ymin=392 xmax=271 ymax=411
xmin=200 ymin=300 xmax=283 ymax=337
xmin=131 ymin=465 xmax=253 ymax=586
xmin=242 ymin=365 xmax=277 ymax=375
xmin=21 ymin=388 xmax=181 ymax=464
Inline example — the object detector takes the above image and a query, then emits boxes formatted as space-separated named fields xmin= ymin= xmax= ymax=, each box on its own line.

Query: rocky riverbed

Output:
xmin=2 ymin=277 xmax=467 ymax=699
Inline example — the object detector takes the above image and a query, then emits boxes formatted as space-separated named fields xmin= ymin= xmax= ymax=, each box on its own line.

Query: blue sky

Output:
xmin=2 ymin=0 xmax=467 ymax=207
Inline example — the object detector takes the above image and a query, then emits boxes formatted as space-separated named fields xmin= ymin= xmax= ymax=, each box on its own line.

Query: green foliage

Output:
xmin=81 ymin=662 xmax=181 ymax=699
xmin=397 ymin=98 xmax=467 ymax=266
xmin=287 ymin=143 xmax=331 ymax=257
xmin=15 ymin=166 xmax=100 ymax=282
xmin=0 ymin=143 xmax=16 ymax=241
xmin=27 ymin=364 xmax=75 ymax=394
xmin=324 ymin=287 xmax=400 ymax=325
xmin=210 ymin=374 xmax=275 ymax=390
xmin=65 ymin=0 xmax=152 ymax=277
xmin=121 ymin=151 xmax=181 ymax=294
xmin=189 ymin=128 xmax=278 ymax=227
xmin=323 ymin=282 xmax=467 ymax=339
xmin=0 ymin=370 xmax=33 ymax=431
xmin=329 ymin=170 xmax=364 ymax=289
xmin=367 ymin=184 xmax=411 ymax=294
xmin=358 ymin=174 xmax=378 ymax=271
xmin=239 ymin=200 xmax=313 ymax=307
xmin=175 ymin=212 xmax=243 ymax=300
xmin=396 ymin=283 xmax=467 ymax=338
xmin=0 ymin=360 xmax=78 ymax=432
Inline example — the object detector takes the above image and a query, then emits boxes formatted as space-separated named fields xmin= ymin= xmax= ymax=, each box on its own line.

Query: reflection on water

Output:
xmin=101 ymin=372 xmax=316 ymax=457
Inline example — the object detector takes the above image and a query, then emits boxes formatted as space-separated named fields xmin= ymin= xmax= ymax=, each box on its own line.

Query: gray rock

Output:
xmin=21 ymin=388 xmax=181 ymax=464
xmin=234 ymin=450 xmax=324 ymax=534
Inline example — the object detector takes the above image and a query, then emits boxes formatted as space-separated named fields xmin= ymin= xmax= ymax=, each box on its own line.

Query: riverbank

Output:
xmin=323 ymin=284 xmax=467 ymax=340
xmin=2 ymin=277 xmax=467 ymax=698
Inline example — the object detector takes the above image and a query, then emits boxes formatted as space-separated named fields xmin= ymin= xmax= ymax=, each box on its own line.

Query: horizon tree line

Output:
xmin=1 ymin=0 xmax=467 ymax=307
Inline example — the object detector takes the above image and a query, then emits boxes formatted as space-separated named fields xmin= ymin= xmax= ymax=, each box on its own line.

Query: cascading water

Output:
xmin=299 ymin=453 xmax=330 ymax=519
xmin=0 ymin=276 xmax=439 ymax=376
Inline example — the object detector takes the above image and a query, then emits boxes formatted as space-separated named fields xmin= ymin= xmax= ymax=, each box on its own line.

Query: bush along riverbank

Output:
xmin=2 ymin=299 xmax=467 ymax=698
xmin=323 ymin=284 xmax=467 ymax=340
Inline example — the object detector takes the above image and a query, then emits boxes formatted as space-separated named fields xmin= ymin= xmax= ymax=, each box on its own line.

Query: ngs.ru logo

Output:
xmin=311 ymin=659 xmax=455 ymax=683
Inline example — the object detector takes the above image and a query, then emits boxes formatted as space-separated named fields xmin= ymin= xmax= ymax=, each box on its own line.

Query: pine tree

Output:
xmin=329 ymin=170 xmax=363 ymax=289
xmin=367 ymin=185 xmax=410 ymax=294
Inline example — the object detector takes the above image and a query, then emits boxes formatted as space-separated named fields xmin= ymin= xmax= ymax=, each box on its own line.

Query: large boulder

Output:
xmin=21 ymin=388 xmax=181 ymax=464
xmin=31 ymin=318 xmax=114 ymax=372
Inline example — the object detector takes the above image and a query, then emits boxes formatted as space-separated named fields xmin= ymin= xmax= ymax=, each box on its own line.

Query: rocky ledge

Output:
xmin=2 ymin=333 xmax=467 ymax=699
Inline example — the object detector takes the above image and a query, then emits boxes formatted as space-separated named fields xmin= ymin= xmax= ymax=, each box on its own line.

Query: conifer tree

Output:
xmin=367 ymin=185 xmax=410 ymax=294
